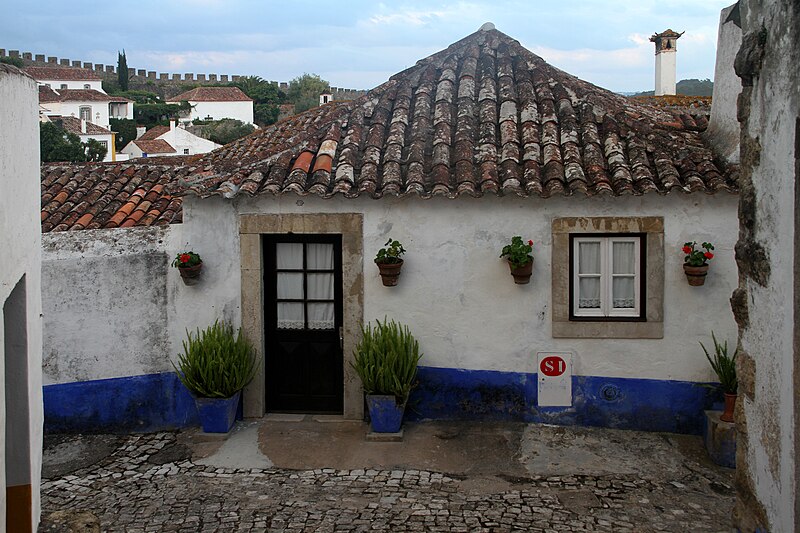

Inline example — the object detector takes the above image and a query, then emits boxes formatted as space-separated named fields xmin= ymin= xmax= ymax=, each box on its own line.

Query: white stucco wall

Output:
xmin=39 ymin=80 xmax=103 ymax=92
xmin=78 ymin=132 xmax=115 ymax=162
xmin=706 ymin=3 xmax=743 ymax=164
xmin=160 ymin=126 xmax=220 ymax=156
xmin=58 ymin=100 xmax=110 ymax=130
xmin=185 ymin=101 xmax=254 ymax=124
xmin=654 ymin=51 xmax=677 ymax=96
xmin=0 ymin=65 xmax=44 ymax=531
xmin=736 ymin=0 xmax=799 ymax=529
xmin=43 ymin=192 xmax=739 ymax=388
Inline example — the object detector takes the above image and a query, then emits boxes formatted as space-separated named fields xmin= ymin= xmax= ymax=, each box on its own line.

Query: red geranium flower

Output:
xmin=179 ymin=253 xmax=191 ymax=263
xmin=704 ymin=252 xmax=714 ymax=259
xmin=682 ymin=245 xmax=692 ymax=254
xmin=528 ymin=240 xmax=533 ymax=246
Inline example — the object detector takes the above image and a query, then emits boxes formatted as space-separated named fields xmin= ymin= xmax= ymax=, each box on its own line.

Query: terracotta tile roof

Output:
xmin=131 ymin=139 xmax=176 ymax=154
xmin=50 ymin=116 xmax=112 ymax=135
xmin=41 ymin=162 xmax=186 ymax=232
xmin=25 ymin=66 xmax=102 ymax=81
xmin=138 ymin=125 xmax=170 ymax=140
xmin=38 ymin=87 xmax=133 ymax=103
xmin=172 ymin=27 xmax=736 ymax=199
xmin=167 ymin=86 xmax=253 ymax=102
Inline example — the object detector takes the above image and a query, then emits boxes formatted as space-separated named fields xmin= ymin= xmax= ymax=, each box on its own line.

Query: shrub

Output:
xmin=700 ymin=332 xmax=737 ymax=394
xmin=352 ymin=318 xmax=422 ymax=402
xmin=173 ymin=321 xmax=258 ymax=398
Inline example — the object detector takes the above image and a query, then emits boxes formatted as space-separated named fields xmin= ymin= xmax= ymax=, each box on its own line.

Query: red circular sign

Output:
xmin=540 ymin=356 xmax=566 ymax=377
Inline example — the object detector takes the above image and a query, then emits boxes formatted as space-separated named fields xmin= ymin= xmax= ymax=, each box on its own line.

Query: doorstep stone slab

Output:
xmin=366 ymin=429 xmax=404 ymax=442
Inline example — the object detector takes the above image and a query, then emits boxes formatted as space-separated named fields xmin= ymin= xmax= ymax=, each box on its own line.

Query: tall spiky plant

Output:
xmin=700 ymin=331 xmax=738 ymax=394
xmin=173 ymin=321 xmax=258 ymax=398
xmin=351 ymin=318 xmax=422 ymax=403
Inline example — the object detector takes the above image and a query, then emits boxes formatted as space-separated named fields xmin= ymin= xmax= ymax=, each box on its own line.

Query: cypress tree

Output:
xmin=118 ymin=50 xmax=129 ymax=91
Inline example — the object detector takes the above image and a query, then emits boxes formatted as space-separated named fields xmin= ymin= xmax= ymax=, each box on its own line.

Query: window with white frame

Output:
xmin=571 ymin=235 xmax=644 ymax=320
xmin=79 ymin=106 xmax=91 ymax=122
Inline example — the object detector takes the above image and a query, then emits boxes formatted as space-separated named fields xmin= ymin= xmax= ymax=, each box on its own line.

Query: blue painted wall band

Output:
xmin=44 ymin=367 xmax=718 ymax=435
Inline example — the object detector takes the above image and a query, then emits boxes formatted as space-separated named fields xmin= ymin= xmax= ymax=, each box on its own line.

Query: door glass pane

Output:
xmin=277 ymin=273 xmax=303 ymax=299
xmin=308 ymin=303 xmax=334 ymax=330
xmin=277 ymin=243 xmax=303 ymax=269
xmin=578 ymin=242 xmax=601 ymax=274
xmin=613 ymin=277 xmax=635 ymax=308
xmin=612 ymin=242 xmax=635 ymax=274
xmin=307 ymin=243 xmax=334 ymax=269
xmin=578 ymin=277 xmax=601 ymax=308
xmin=277 ymin=302 xmax=304 ymax=329
xmin=307 ymin=273 xmax=334 ymax=300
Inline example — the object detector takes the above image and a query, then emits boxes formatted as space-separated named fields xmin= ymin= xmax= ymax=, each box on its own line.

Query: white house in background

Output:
xmin=38 ymin=86 xmax=133 ymax=130
xmin=121 ymin=138 xmax=176 ymax=159
xmin=0 ymin=64 xmax=44 ymax=533
xmin=24 ymin=66 xmax=105 ymax=93
xmin=45 ymin=116 xmax=117 ymax=162
xmin=167 ymin=86 xmax=253 ymax=125
xmin=133 ymin=121 xmax=220 ymax=156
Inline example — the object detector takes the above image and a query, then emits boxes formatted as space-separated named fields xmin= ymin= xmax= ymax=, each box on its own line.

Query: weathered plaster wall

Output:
xmin=732 ymin=1 xmax=799 ymax=530
xmin=706 ymin=3 xmax=743 ymax=164
xmin=184 ymin=101 xmax=254 ymax=125
xmin=0 ymin=64 xmax=43 ymax=532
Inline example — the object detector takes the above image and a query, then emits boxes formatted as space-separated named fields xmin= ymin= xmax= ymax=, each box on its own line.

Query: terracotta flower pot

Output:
xmin=179 ymin=262 xmax=203 ymax=286
xmin=376 ymin=260 xmax=403 ymax=286
xmin=683 ymin=263 xmax=709 ymax=286
xmin=508 ymin=259 xmax=533 ymax=284
xmin=720 ymin=392 xmax=737 ymax=423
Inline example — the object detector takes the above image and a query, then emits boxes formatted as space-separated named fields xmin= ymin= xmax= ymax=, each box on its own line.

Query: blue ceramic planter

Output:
xmin=194 ymin=391 xmax=241 ymax=433
xmin=366 ymin=394 xmax=406 ymax=433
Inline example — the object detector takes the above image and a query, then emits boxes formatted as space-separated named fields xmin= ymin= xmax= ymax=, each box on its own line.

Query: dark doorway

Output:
xmin=263 ymin=235 xmax=344 ymax=414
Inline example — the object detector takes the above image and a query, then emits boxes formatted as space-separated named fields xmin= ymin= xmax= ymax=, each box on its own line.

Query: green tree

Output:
xmin=40 ymin=122 xmax=86 ymax=162
xmin=202 ymin=119 xmax=255 ymax=145
xmin=286 ymin=73 xmax=330 ymax=113
xmin=0 ymin=56 xmax=24 ymax=68
xmin=232 ymin=76 xmax=282 ymax=104
xmin=254 ymin=104 xmax=280 ymax=126
xmin=118 ymin=50 xmax=129 ymax=91
xmin=110 ymin=118 xmax=136 ymax=150
xmin=134 ymin=101 xmax=191 ymax=128
xmin=84 ymin=139 xmax=108 ymax=162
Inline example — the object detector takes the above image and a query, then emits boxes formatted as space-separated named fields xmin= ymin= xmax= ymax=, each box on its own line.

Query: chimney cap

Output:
xmin=479 ymin=22 xmax=496 ymax=32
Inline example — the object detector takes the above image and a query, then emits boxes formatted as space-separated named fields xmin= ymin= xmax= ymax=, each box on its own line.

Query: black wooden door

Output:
xmin=263 ymin=235 xmax=344 ymax=413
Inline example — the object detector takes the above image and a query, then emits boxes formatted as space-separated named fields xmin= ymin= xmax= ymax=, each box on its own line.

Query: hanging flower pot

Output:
xmin=374 ymin=238 xmax=406 ymax=287
xmin=508 ymin=259 xmax=533 ymax=284
xmin=172 ymin=251 xmax=203 ymax=286
xmin=500 ymin=236 xmax=534 ymax=285
xmin=682 ymin=241 xmax=714 ymax=286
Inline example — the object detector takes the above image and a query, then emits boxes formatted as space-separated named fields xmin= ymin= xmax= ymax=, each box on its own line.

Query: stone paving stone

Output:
xmin=40 ymin=431 xmax=734 ymax=532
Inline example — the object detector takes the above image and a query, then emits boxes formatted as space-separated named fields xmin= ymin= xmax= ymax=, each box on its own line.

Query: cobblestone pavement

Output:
xmin=40 ymin=427 xmax=735 ymax=532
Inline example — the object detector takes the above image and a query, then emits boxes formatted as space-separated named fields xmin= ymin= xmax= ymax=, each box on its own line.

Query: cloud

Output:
xmin=368 ymin=10 xmax=450 ymax=26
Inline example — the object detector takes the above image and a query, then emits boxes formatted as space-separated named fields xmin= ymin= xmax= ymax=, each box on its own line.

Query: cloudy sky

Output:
xmin=3 ymin=0 xmax=732 ymax=93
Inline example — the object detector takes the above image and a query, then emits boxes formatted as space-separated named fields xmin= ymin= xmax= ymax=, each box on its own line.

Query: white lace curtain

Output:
xmin=276 ymin=243 xmax=335 ymax=330
xmin=577 ymin=240 xmax=635 ymax=309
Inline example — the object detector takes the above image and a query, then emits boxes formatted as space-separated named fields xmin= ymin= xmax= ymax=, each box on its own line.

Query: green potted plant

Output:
xmin=500 ymin=236 xmax=534 ymax=284
xmin=173 ymin=321 xmax=258 ymax=433
xmin=172 ymin=250 xmax=203 ymax=285
xmin=682 ymin=241 xmax=714 ymax=286
xmin=352 ymin=318 xmax=422 ymax=433
xmin=374 ymin=239 xmax=406 ymax=286
xmin=700 ymin=331 xmax=738 ymax=422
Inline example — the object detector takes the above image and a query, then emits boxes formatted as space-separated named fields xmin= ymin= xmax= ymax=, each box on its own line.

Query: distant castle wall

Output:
xmin=0 ymin=48 xmax=367 ymax=100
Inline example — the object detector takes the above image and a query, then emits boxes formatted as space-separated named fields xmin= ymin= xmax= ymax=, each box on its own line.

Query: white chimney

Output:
xmin=80 ymin=119 xmax=87 ymax=134
xmin=319 ymin=91 xmax=332 ymax=106
xmin=650 ymin=29 xmax=684 ymax=96
xmin=169 ymin=119 xmax=176 ymax=131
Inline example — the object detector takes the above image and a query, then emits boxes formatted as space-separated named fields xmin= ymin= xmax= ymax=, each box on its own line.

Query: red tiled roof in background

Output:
xmin=38 ymin=86 xmax=133 ymax=103
xmin=138 ymin=125 xmax=170 ymax=140
xmin=174 ymin=27 xmax=737 ymax=200
xmin=41 ymin=162 xmax=188 ymax=232
xmin=131 ymin=139 xmax=176 ymax=154
xmin=167 ymin=86 xmax=252 ymax=102
xmin=50 ymin=116 xmax=112 ymax=135
xmin=25 ymin=66 xmax=102 ymax=81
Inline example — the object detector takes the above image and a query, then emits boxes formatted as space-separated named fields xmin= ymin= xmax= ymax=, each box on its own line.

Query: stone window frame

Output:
xmin=239 ymin=213 xmax=364 ymax=420
xmin=552 ymin=216 xmax=664 ymax=339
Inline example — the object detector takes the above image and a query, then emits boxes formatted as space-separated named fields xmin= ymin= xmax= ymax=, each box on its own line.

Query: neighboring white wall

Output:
xmin=655 ymin=51 xmax=677 ymax=96
xmin=38 ymin=80 xmax=103 ymax=92
xmin=184 ymin=101 xmax=254 ymax=124
xmin=58 ymin=101 xmax=110 ymax=130
xmin=0 ymin=65 xmax=44 ymax=531
xmin=78 ymin=132 xmax=115 ymax=162
xmin=735 ymin=0 xmax=799 ymax=530
xmin=43 ymin=192 xmax=739 ymax=388
xmin=706 ymin=3 xmax=743 ymax=164
xmin=119 ymin=143 xmax=173 ymax=159
xmin=161 ymin=126 xmax=220 ymax=156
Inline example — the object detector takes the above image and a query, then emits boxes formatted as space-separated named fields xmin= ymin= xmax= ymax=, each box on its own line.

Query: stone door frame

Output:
xmin=239 ymin=213 xmax=364 ymax=420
